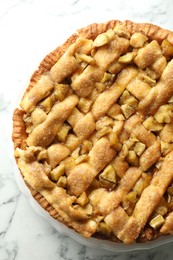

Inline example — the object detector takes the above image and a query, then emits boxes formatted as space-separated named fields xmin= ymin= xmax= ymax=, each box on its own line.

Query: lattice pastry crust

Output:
xmin=12 ymin=20 xmax=173 ymax=244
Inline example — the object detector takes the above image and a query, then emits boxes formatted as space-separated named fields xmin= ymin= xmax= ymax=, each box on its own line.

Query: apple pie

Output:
xmin=12 ymin=20 xmax=173 ymax=244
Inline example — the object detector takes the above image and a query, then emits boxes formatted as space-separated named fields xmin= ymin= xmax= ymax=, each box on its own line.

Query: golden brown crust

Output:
xmin=12 ymin=108 xmax=27 ymax=150
xmin=78 ymin=20 xmax=173 ymax=43
xmin=12 ymin=19 xmax=173 ymax=244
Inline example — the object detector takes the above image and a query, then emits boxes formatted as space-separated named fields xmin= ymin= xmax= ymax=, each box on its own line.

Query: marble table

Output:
xmin=1 ymin=0 xmax=173 ymax=259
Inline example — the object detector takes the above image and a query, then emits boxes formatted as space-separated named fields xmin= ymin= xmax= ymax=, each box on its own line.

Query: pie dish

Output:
xmin=12 ymin=19 xmax=173 ymax=245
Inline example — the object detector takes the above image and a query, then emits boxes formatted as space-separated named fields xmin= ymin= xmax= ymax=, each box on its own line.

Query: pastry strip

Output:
xmin=104 ymin=206 xmax=140 ymax=244
xmin=94 ymin=35 xmax=129 ymax=70
xmin=160 ymin=212 xmax=173 ymax=234
xmin=138 ymin=60 xmax=173 ymax=116
xmin=67 ymin=137 xmax=116 ymax=196
xmin=91 ymin=67 xmax=138 ymax=120
xmin=27 ymin=95 xmax=78 ymax=147
xmin=20 ymin=75 xmax=54 ymax=113
xmin=129 ymin=151 xmax=173 ymax=234
xmin=89 ymin=167 xmax=142 ymax=215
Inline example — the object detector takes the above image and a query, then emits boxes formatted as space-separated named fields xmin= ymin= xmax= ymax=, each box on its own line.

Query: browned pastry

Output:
xmin=12 ymin=20 xmax=173 ymax=244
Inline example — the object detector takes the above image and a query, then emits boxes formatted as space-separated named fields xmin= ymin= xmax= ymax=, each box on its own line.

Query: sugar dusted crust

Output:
xmin=12 ymin=20 xmax=173 ymax=244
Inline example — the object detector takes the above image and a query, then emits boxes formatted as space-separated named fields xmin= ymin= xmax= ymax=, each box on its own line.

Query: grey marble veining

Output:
xmin=1 ymin=0 xmax=173 ymax=259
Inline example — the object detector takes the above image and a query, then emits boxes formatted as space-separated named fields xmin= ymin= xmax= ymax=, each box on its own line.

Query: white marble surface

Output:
xmin=1 ymin=0 xmax=173 ymax=259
